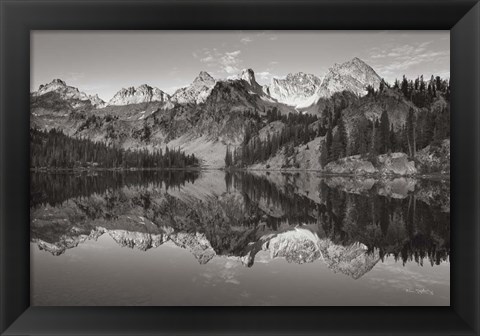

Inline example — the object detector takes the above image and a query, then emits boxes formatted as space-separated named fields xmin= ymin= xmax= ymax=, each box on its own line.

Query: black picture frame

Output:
xmin=1 ymin=0 xmax=479 ymax=335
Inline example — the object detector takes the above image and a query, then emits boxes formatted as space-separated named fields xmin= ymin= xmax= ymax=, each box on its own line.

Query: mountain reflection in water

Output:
xmin=30 ymin=170 xmax=450 ymax=306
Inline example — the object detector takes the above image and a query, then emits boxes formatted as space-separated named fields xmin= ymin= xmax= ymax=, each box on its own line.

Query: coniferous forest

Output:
xmin=30 ymin=128 xmax=199 ymax=169
xmin=225 ymin=75 xmax=450 ymax=169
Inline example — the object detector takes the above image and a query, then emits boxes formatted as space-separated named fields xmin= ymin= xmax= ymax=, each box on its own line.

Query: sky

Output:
xmin=31 ymin=31 xmax=450 ymax=101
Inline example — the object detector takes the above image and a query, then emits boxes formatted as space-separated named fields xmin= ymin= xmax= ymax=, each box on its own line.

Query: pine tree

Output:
xmin=406 ymin=108 xmax=416 ymax=157
xmin=379 ymin=109 xmax=391 ymax=154
xmin=331 ymin=117 xmax=347 ymax=161
xmin=225 ymin=145 xmax=232 ymax=167
xmin=326 ymin=127 xmax=333 ymax=161
xmin=401 ymin=75 xmax=409 ymax=97
xmin=389 ymin=124 xmax=396 ymax=152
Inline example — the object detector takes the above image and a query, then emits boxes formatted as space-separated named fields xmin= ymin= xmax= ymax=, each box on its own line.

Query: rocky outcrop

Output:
xmin=324 ymin=153 xmax=417 ymax=176
xmin=377 ymin=153 xmax=417 ymax=175
xmin=108 ymin=84 xmax=170 ymax=106
xmin=323 ymin=155 xmax=377 ymax=175
xmin=415 ymin=139 xmax=450 ymax=174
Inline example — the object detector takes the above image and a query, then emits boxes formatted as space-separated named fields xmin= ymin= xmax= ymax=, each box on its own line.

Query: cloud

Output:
xmin=223 ymin=65 xmax=240 ymax=75
xmin=240 ymin=37 xmax=253 ymax=44
xmin=368 ymin=41 xmax=449 ymax=80
xmin=225 ymin=50 xmax=241 ymax=57
xmin=254 ymin=71 xmax=283 ymax=84
xmin=196 ymin=48 xmax=243 ymax=75
xmin=200 ymin=55 xmax=214 ymax=63
xmin=256 ymin=71 xmax=273 ymax=80
xmin=269 ymin=36 xmax=278 ymax=41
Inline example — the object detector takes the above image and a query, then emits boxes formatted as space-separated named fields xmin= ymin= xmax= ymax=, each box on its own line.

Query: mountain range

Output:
xmin=33 ymin=57 xmax=381 ymax=111
xmin=30 ymin=57 xmax=450 ymax=173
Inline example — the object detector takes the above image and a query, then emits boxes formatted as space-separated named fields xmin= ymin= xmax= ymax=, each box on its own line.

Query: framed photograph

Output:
xmin=1 ymin=0 xmax=479 ymax=335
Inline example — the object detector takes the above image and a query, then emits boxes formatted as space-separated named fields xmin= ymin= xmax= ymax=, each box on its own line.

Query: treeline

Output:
xmin=225 ymin=109 xmax=320 ymax=167
xmin=31 ymin=128 xmax=199 ymax=169
xmin=31 ymin=170 xmax=199 ymax=208
xmin=394 ymin=74 xmax=450 ymax=107
xmin=226 ymin=75 xmax=450 ymax=168
xmin=323 ymin=75 xmax=450 ymax=164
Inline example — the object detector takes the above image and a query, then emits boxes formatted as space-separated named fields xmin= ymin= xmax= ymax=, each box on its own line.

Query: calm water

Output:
xmin=30 ymin=170 xmax=450 ymax=306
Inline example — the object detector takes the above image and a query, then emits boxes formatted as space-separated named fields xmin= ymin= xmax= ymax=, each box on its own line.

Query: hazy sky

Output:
xmin=31 ymin=31 xmax=450 ymax=101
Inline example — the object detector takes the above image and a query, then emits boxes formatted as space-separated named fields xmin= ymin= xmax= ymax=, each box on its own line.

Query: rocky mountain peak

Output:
xmin=32 ymin=79 xmax=106 ymax=108
xmin=171 ymin=71 xmax=216 ymax=105
xmin=318 ymin=57 xmax=382 ymax=99
xmin=37 ymin=78 xmax=68 ymax=92
xmin=194 ymin=71 xmax=215 ymax=83
xmin=51 ymin=78 xmax=66 ymax=86
xmin=240 ymin=68 xmax=257 ymax=86
xmin=88 ymin=94 xmax=107 ymax=108
xmin=137 ymin=83 xmax=151 ymax=90
xmin=108 ymin=84 xmax=170 ymax=106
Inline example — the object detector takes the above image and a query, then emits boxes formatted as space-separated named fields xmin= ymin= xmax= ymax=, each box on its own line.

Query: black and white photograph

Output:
xmin=30 ymin=30 xmax=450 ymax=306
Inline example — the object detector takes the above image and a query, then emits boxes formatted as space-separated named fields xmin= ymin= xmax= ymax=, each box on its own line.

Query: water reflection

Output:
xmin=31 ymin=171 xmax=450 ymax=278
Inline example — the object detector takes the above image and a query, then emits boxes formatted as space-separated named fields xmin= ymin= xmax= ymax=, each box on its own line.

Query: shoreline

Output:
xmin=30 ymin=167 xmax=450 ymax=179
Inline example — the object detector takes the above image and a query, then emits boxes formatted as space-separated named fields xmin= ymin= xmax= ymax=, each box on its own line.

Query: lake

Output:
xmin=30 ymin=170 xmax=450 ymax=306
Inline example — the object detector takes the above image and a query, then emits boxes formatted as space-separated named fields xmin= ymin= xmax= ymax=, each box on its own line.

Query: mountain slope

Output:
xmin=266 ymin=72 xmax=322 ymax=108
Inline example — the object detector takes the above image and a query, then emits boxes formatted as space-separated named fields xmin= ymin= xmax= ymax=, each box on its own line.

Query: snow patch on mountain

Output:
xmin=267 ymin=72 xmax=322 ymax=108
